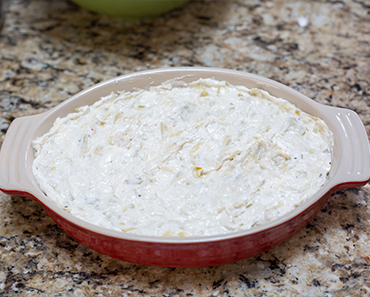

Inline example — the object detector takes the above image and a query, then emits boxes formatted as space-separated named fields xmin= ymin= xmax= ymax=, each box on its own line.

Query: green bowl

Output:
xmin=70 ymin=0 xmax=190 ymax=20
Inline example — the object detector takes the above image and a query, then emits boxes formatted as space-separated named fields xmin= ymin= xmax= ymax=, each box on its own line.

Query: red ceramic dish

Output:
xmin=1 ymin=67 xmax=369 ymax=267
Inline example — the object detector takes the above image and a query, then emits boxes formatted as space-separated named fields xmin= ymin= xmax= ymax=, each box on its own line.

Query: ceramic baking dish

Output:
xmin=1 ymin=67 xmax=369 ymax=267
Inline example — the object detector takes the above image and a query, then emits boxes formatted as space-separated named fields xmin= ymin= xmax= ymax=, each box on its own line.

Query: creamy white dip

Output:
xmin=32 ymin=79 xmax=333 ymax=236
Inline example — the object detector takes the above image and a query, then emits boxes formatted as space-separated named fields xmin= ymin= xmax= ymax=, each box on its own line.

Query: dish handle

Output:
xmin=0 ymin=113 xmax=47 ymax=200
xmin=328 ymin=107 xmax=370 ymax=190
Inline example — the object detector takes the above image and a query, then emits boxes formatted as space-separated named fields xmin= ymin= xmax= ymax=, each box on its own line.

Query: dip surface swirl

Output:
xmin=32 ymin=79 xmax=333 ymax=236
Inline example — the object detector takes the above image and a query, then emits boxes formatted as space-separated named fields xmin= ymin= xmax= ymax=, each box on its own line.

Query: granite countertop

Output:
xmin=1 ymin=0 xmax=370 ymax=295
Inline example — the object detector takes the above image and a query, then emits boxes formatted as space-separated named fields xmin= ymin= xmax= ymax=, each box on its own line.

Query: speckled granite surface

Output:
xmin=1 ymin=0 xmax=370 ymax=295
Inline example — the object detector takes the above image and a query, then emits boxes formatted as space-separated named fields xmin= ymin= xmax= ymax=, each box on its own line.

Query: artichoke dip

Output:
xmin=32 ymin=79 xmax=333 ymax=237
